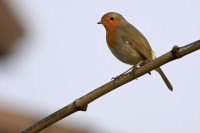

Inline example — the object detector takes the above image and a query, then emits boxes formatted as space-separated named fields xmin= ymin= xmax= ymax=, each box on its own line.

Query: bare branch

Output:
xmin=22 ymin=40 xmax=200 ymax=133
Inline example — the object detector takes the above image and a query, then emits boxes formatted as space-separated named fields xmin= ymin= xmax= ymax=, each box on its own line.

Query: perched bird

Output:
xmin=97 ymin=12 xmax=173 ymax=91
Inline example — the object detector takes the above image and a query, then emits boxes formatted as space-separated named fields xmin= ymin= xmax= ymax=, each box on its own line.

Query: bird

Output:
xmin=97 ymin=12 xmax=173 ymax=91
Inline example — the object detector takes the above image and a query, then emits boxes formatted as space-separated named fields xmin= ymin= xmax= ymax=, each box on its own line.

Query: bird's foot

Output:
xmin=130 ymin=65 xmax=139 ymax=73
xmin=131 ymin=64 xmax=151 ymax=75
xmin=111 ymin=74 xmax=124 ymax=80
xmin=111 ymin=65 xmax=139 ymax=80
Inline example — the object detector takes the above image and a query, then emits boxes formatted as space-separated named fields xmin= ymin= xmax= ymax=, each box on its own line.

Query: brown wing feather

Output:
xmin=121 ymin=23 xmax=154 ymax=60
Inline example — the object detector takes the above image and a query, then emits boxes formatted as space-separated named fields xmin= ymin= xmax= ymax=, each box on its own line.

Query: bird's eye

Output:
xmin=110 ymin=17 xmax=115 ymax=21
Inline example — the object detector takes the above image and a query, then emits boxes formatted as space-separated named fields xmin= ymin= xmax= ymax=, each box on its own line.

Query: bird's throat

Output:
xmin=106 ymin=29 xmax=117 ymax=48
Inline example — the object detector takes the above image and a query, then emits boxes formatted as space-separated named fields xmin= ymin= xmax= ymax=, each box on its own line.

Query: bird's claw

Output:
xmin=130 ymin=65 xmax=139 ymax=73
xmin=111 ymin=66 xmax=139 ymax=81
xmin=111 ymin=74 xmax=124 ymax=80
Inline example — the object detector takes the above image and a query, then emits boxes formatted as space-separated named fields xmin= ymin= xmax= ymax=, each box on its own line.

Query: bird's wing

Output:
xmin=121 ymin=23 xmax=155 ymax=59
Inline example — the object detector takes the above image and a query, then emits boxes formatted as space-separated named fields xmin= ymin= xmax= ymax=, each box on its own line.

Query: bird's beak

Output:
xmin=97 ymin=21 xmax=104 ymax=24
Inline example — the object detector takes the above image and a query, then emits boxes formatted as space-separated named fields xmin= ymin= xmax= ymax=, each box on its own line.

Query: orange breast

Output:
xmin=106 ymin=30 xmax=117 ymax=48
xmin=104 ymin=19 xmax=121 ymax=48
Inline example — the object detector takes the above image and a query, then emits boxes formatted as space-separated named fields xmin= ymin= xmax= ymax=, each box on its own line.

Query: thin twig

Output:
xmin=22 ymin=40 xmax=200 ymax=133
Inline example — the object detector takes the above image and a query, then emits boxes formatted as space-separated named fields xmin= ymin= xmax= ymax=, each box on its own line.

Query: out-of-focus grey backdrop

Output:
xmin=0 ymin=0 xmax=200 ymax=133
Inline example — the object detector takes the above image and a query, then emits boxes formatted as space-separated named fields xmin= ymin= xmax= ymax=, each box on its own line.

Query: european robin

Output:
xmin=97 ymin=12 xmax=173 ymax=91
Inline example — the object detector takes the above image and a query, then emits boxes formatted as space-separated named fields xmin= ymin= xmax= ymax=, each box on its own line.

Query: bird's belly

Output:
xmin=109 ymin=43 xmax=145 ymax=65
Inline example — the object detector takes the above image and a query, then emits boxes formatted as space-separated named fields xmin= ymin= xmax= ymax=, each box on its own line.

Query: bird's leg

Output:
xmin=133 ymin=60 xmax=152 ymax=75
xmin=112 ymin=65 xmax=139 ymax=80
xmin=112 ymin=60 xmax=152 ymax=80
xmin=121 ymin=66 xmax=134 ymax=74
xmin=111 ymin=67 xmax=133 ymax=80
xmin=130 ymin=61 xmax=144 ymax=73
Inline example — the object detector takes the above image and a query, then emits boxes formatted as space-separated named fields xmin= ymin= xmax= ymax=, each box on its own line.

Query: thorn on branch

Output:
xmin=172 ymin=45 xmax=181 ymax=58
xmin=73 ymin=99 xmax=88 ymax=111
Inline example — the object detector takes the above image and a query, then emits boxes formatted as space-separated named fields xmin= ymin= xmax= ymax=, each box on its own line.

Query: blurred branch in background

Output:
xmin=0 ymin=2 xmax=98 ymax=133
xmin=0 ymin=110 xmax=92 ymax=133
xmin=0 ymin=0 xmax=24 ymax=57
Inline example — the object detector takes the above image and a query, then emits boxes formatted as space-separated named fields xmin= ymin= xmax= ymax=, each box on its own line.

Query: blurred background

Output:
xmin=0 ymin=0 xmax=200 ymax=133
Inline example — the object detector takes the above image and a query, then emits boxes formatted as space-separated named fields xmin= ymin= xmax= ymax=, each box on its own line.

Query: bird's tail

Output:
xmin=155 ymin=67 xmax=173 ymax=91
